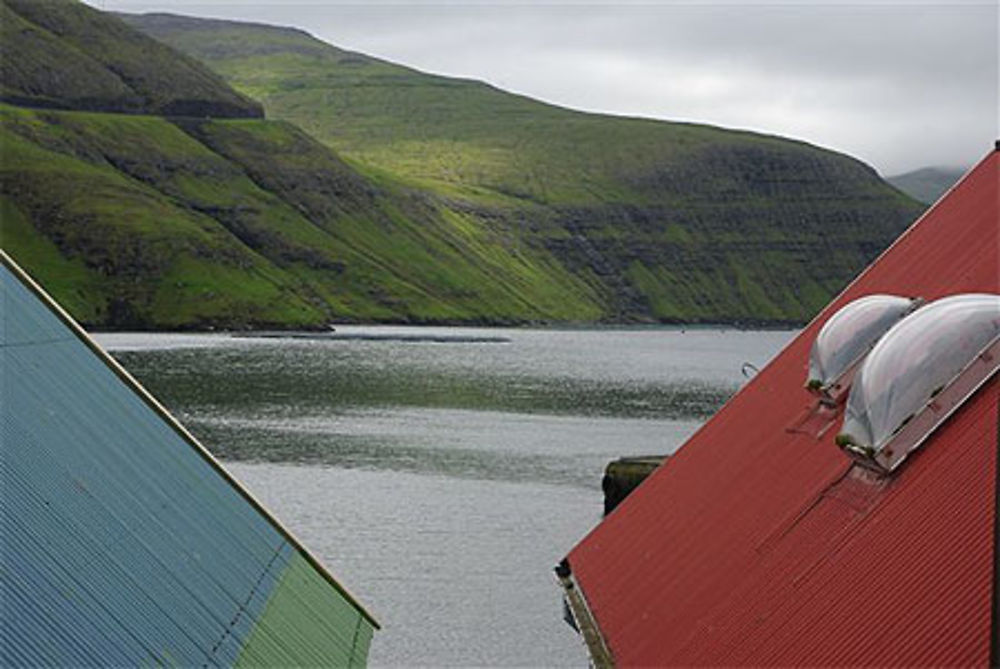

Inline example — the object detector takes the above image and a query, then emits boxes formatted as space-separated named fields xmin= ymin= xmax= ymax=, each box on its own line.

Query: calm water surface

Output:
xmin=97 ymin=326 xmax=793 ymax=666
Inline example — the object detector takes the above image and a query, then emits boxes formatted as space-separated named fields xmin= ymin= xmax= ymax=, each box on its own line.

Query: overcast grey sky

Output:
xmin=86 ymin=0 xmax=998 ymax=175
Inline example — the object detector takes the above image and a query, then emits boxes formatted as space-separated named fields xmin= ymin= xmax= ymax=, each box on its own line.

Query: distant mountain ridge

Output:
xmin=1 ymin=1 xmax=924 ymax=329
xmin=886 ymin=166 xmax=966 ymax=205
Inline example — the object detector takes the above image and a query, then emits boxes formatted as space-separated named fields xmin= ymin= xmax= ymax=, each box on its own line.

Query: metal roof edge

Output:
xmin=556 ymin=559 xmax=615 ymax=668
xmin=991 ymin=387 xmax=999 ymax=668
xmin=0 ymin=248 xmax=381 ymax=630
xmin=986 ymin=157 xmax=997 ymax=669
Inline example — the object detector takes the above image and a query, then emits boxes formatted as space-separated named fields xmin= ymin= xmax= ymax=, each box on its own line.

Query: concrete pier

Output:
xmin=602 ymin=455 xmax=666 ymax=516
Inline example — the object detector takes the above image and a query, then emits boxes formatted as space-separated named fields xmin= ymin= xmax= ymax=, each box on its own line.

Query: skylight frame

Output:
xmin=838 ymin=336 xmax=999 ymax=473
xmin=834 ymin=292 xmax=1000 ymax=474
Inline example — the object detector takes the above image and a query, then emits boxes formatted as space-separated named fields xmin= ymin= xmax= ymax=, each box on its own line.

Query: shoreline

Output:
xmin=86 ymin=317 xmax=804 ymax=335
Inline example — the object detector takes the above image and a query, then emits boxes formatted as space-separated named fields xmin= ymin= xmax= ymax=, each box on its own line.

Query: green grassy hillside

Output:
xmin=1 ymin=2 xmax=925 ymax=329
xmin=1 ymin=0 xmax=609 ymax=328
xmin=1 ymin=0 xmax=261 ymax=117
xmin=1 ymin=103 xmax=606 ymax=327
xmin=124 ymin=12 xmax=924 ymax=324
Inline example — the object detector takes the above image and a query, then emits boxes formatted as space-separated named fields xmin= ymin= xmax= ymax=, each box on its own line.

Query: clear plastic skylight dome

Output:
xmin=807 ymin=294 xmax=920 ymax=390
xmin=839 ymin=293 xmax=1000 ymax=452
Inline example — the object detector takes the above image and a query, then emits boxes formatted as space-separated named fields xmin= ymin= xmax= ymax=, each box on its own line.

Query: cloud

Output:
xmin=90 ymin=0 xmax=998 ymax=174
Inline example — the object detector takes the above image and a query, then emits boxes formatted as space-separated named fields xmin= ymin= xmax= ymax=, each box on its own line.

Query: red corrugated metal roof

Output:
xmin=565 ymin=148 xmax=999 ymax=666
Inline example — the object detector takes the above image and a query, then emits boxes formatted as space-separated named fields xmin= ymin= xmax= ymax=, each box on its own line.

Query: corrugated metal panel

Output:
xmin=236 ymin=552 xmax=374 ymax=667
xmin=0 ymin=254 xmax=376 ymax=666
xmin=565 ymin=148 xmax=999 ymax=666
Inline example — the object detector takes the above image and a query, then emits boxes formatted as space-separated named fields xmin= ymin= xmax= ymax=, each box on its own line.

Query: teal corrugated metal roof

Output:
xmin=0 ymin=251 xmax=376 ymax=666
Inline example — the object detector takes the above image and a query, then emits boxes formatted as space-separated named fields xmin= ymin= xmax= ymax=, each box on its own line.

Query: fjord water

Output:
xmin=98 ymin=326 xmax=792 ymax=666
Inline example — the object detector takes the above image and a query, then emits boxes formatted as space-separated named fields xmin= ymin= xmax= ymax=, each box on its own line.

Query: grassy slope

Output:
xmin=1 ymin=1 xmax=604 ymax=328
xmin=0 ymin=104 xmax=604 ymax=327
xmin=1 ymin=0 xmax=261 ymax=117
xmin=125 ymin=13 xmax=924 ymax=324
xmin=1 ymin=106 xmax=320 ymax=327
xmin=0 ymin=2 xmax=924 ymax=328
